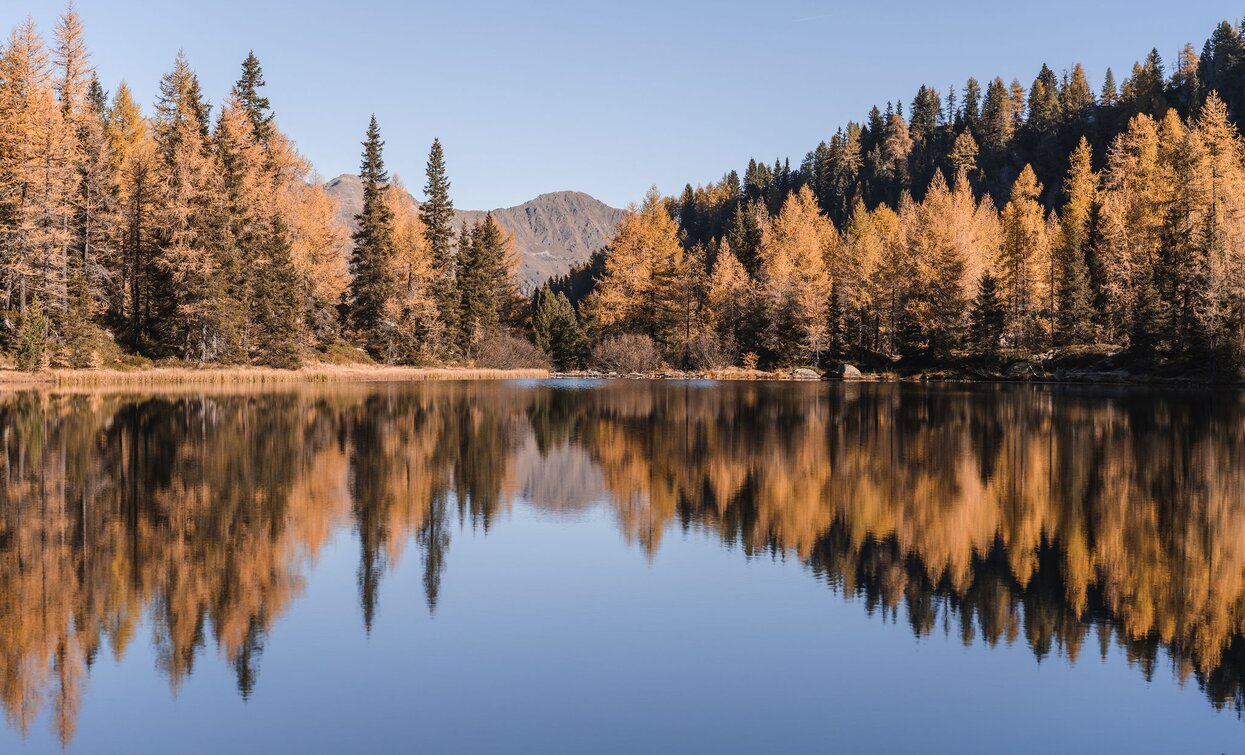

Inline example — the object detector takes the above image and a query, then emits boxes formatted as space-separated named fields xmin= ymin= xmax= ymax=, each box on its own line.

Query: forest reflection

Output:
xmin=1 ymin=380 xmax=1244 ymax=744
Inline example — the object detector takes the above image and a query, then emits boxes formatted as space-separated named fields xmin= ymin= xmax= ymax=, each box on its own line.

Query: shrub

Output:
xmin=591 ymin=333 xmax=663 ymax=373
xmin=682 ymin=331 xmax=731 ymax=371
xmin=475 ymin=332 xmax=551 ymax=370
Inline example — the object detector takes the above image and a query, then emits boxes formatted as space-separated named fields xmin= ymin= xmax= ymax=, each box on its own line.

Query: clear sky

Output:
xmin=12 ymin=0 xmax=1245 ymax=209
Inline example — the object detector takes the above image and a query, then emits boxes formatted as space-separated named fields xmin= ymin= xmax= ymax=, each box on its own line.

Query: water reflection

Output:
xmin=1 ymin=381 xmax=1243 ymax=745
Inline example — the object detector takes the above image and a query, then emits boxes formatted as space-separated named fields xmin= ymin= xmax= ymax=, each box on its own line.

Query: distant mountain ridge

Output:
xmin=324 ymin=174 xmax=623 ymax=289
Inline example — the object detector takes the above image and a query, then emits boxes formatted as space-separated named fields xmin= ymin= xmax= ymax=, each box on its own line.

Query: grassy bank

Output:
xmin=0 ymin=365 xmax=551 ymax=388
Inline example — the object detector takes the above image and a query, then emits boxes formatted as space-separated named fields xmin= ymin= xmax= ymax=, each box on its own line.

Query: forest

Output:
xmin=4 ymin=7 xmax=1245 ymax=376
xmin=544 ymin=19 xmax=1245 ymax=378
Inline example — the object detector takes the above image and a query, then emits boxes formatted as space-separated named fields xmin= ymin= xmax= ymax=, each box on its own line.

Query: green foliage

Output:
xmin=15 ymin=297 xmax=47 ymax=371
xmin=725 ymin=202 xmax=764 ymax=275
xmin=457 ymin=214 xmax=514 ymax=352
xmin=253 ymin=218 xmax=303 ymax=368
xmin=348 ymin=116 xmax=399 ymax=360
xmin=233 ymin=51 xmax=273 ymax=144
xmin=422 ymin=138 xmax=459 ymax=350
xmin=532 ymin=285 xmax=586 ymax=370
xmin=970 ymin=273 xmax=1006 ymax=355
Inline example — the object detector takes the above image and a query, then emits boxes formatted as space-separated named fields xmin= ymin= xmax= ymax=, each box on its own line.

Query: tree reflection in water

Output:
xmin=0 ymin=381 xmax=1243 ymax=745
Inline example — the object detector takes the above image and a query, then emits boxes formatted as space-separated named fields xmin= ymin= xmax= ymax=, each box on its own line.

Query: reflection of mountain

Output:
xmin=1 ymin=382 xmax=1244 ymax=745
xmin=509 ymin=436 xmax=607 ymax=515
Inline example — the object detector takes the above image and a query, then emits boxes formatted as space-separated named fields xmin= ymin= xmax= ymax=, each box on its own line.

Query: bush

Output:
xmin=591 ymin=333 xmax=663 ymax=373
xmin=682 ymin=332 xmax=731 ymax=371
xmin=475 ymin=332 xmax=551 ymax=369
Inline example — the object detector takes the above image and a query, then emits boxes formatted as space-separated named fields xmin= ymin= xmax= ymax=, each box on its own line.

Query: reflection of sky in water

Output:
xmin=14 ymin=506 xmax=1238 ymax=754
xmin=1 ymin=382 xmax=1243 ymax=753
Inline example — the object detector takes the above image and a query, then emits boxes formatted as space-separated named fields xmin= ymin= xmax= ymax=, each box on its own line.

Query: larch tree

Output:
xmin=705 ymin=239 xmax=753 ymax=358
xmin=669 ymin=242 xmax=708 ymax=366
xmin=902 ymin=171 xmax=977 ymax=355
xmin=948 ymin=131 xmax=979 ymax=181
xmin=1054 ymin=138 xmax=1098 ymax=345
xmin=387 ymin=175 xmax=441 ymax=363
xmin=214 ymin=94 xmax=270 ymax=359
xmin=285 ymin=179 xmax=348 ymax=350
xmin=1099 ymin=114 xmax=1165 ymax=344
xmin=757 ymin=185 xmax=834 ymax=365
xmin=1179 ymin=93 xmax=1245 ymax=357
xmin=103 ymin=80 xmax=155 ymax=340
xmin=838 ymin=200 xmax=886 ymax=353
xmin=998 ymin=165 xmax=1048 ymax=350
xmin=63 ymin=75 xmax=114 ymax=366
xmin=588 ymin=186 xmax=685 ymax=351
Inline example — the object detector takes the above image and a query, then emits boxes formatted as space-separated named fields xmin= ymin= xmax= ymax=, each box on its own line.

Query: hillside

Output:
xmin=324 ymin=175 xmax=623 ymax=289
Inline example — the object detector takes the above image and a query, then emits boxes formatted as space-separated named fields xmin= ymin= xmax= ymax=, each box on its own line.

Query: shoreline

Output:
xmin=0 ymin=363 xmax=1239 ymax=390
xmin=0 ymin=365 xmax=552 ymax=388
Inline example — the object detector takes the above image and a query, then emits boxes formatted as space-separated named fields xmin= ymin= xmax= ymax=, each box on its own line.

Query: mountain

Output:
xmin=323 ymin=174 xmax=624 ymax=289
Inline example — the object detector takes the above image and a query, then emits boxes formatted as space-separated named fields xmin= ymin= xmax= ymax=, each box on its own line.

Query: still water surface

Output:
xmin=0 ymin=380 xmax=1243 ymax=753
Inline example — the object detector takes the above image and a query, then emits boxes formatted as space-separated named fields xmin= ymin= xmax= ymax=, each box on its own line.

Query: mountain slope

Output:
xmin=324 ymin=174 xmax=623 ymax=288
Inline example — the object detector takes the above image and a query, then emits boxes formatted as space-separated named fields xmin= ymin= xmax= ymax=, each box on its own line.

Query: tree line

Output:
xmin=0 ymin=7 xmax=525 ymax=371
xmin=8 ymin=7 xmax=1245 ymax=374
xmin=540 ymin=17 xmax=1245 ymax=373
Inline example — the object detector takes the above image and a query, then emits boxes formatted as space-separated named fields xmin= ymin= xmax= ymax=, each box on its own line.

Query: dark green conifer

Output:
xmin=969 ymin=272 xmax=1006 ymax=355
xmin=421 ymin=138 xmax=459 ymax=352
xmin=233 ymin=51 xmax=274 ymax=144
xmin=532 ymin=285 xmax=586 ymax=370
xmin=253 ymin=217 xmax=302 ymax=368
xmin=457 ymin=214 xmax=514 ymax=351
xmin=348 ymin=116 xmax=398 ymax=360
xmin=725 ymin=202 xmax=763 ymax=275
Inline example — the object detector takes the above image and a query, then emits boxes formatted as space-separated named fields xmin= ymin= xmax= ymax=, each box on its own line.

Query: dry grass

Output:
xmin=0 ymin=364 xmax=550 ymax=389
xmin=700 ymin=366 xmax=779 ymax=381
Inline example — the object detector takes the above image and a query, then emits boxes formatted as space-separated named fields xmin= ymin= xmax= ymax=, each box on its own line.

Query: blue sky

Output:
xmin=12 ymin=0 xmax=1245 ymax=209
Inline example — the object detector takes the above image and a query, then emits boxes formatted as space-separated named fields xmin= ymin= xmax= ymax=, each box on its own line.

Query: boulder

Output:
xmin=825 ymin=363 xmax=863 ymax=380
xmin=792 ymin=368 xmax=821 ymax=381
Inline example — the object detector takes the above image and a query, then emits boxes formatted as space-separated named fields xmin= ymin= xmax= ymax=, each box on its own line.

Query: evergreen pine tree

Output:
xmin=969 ymin=272 xmax=1006 ymax=355
xmin=532 ymin=285 xmax=585 ymax=370
xmin=725 ymin=201 xmax=764 ymax=275
xmin=456 ymin=214 xmax=516 ymax=353
xmin=253 ymin=217 xmax=302 ymax=368
xmin=348 ymin=116 xmax=398 ymax=360
xmin=1130 ymin=272 xmax=1167 ymax=358
xmin=421 ymin=138 xmax=458 ymax=352
xmin=233 ymin=51 xmax=273 ymax=145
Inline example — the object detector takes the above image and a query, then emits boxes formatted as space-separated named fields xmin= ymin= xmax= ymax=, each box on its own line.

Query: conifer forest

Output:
xmin=5 ymin=7 xmax=1245 ymax=379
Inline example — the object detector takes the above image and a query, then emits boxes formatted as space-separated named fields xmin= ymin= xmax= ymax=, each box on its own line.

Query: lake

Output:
xmin=0 ymin=380 xmax=1242 ymax=753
